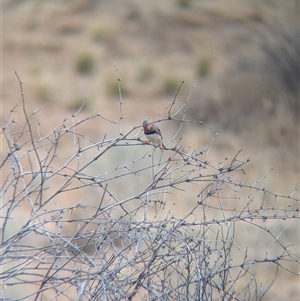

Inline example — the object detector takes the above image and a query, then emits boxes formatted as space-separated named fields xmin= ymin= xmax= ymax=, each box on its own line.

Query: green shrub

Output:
xmin=137 ymin=64 xmax=155 ymax=82
xmin=197 ymin=55 xmax=213 ymax=77
xmin=76 ymin=51 xmax=95 ymax=74
xmin=162 ymin=74 xmax=182 ymax=94
xmin=90 ymin=27 xmax=107 ymax=43
xmin=105 ymin=75 xmax=129 ymax=97
xmin=177 ymin=0 xmax=191 ymax=8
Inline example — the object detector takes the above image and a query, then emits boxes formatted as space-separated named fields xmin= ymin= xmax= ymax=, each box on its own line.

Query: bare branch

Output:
xmin=1 ymin=74 xmax=298 ymax=301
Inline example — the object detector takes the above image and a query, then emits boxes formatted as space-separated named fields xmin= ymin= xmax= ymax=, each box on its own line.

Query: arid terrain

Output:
xmin=1 ymin=0 xmax=299 ymax=300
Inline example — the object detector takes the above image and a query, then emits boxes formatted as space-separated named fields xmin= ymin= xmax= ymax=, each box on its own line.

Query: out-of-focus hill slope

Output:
xmin=2 ymin=0 xmax=299 ymax=193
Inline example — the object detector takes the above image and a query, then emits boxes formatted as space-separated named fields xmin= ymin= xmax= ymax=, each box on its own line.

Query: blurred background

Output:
xmin=1 ymin=0 xmax=299 ymax=299
xmin=2 ymin=0 xmax=299 ymax=192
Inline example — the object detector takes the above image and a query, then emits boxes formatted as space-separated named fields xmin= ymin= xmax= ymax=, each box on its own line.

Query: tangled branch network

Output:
xmin=1 ymin=74 xmax=299 ymax=301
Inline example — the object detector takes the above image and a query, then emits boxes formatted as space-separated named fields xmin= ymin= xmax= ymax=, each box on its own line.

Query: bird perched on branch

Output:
xmin=142 ymin=120 xmax=164 ymax=150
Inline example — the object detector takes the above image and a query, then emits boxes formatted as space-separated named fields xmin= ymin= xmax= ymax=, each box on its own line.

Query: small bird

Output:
xmin=142 ymin=120 xmax=164 ymax=150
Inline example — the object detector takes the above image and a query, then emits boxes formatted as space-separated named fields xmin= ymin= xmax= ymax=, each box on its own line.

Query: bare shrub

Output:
xmin=1 ymin=74 xmax=299 ymax=301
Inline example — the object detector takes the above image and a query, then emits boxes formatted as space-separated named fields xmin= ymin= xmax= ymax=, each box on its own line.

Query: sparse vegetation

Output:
xmin=105 ymin=73 xmax=129 ymax=97
xmin=34 ymin=81 xmax=53 ymax=103
xmin=137 ymin=64 xmax=155 ymax=82
xmin=29 ymin=65 xmax=42 ymax=78
xmin=76 ymin=51 xmax=95 ymax=75
xmin=67 ymin=97 xmax=92 ymax=113
xmin=197 ymin=54 xmax=213 ymax=77
xmin=90 ymin=26 xmax=108 ymax=43
xmin=177 ymin=0 xmax=191 ymax=9
xmin=162 ymin=74 xmax=182 ymax=94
